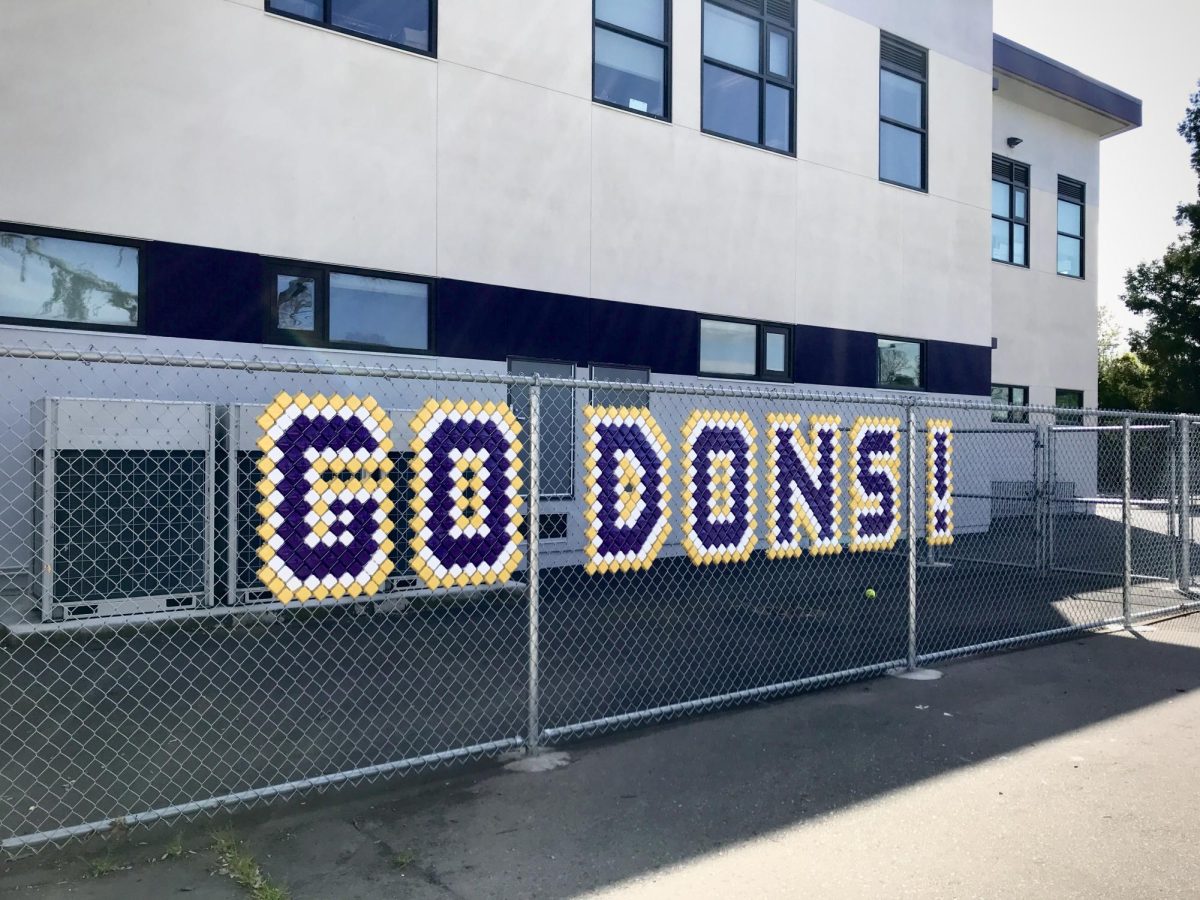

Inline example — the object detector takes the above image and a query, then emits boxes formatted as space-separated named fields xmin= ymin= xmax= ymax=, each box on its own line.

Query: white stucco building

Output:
xmin=0 ymin=0 xmax=1139 ymax=407
xmin=0 ymin=1 xmax=1143 ymax=621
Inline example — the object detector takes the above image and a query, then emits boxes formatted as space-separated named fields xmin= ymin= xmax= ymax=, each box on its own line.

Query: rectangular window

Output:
xmin=701 ymin=0 xmax=795 ymax=154
xmin=1057 ymin=176 xmax=1085 ymax=278
xmin=879 ymin=33 xmax=928 ymax=191
xmin=266 ymin=262 xmax=432 ymax=353
xmin=594 ymin=0 xmax=670 ymax=119
xmin=0 ymin=227 xmax=140 ymax=332
xmin=990 ymin=383 xmax=1029 ymax=423
xmin=265 ymin=0 xmax=435 ymax=55
xmin=991 ymin=156 xmax=1030 ymax=267
xmin=508 ymin=358 xmax=576 ymax=500
xmin=877 ymin=336 xmax=924 ymax=389
xmin=539 ymin=512 xmax=570 ymax=541
xmin=590 ymin=363 xmax=651 ymax=408
xmin=1055 ymin=387 xmax=1084 ymax=425
xmin=699 ymin=316 xmax=792 ymax=381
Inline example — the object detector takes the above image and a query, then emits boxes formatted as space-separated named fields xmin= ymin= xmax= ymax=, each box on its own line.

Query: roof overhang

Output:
xmin=993 ymin=34 xmax=1142 ymax=138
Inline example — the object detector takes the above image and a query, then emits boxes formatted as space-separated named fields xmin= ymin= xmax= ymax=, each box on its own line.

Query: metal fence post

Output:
xmin=1034 ymin=423 xmax=1048 ymax=574
xmin=1122 ymin=415 xmax=1132 ymax=627
xmin=526 ymin=378 xmax=542 ymax=754
xmin=1168 ymin=419 xmax=1178 ymax=582
xmin=1181 ymin=415 xmax=1192 ymax=593
xmin=906 ymin=403 xmax=918 ymax=670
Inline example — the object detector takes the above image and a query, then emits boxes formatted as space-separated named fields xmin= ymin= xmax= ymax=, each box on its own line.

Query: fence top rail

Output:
xmin=1 ymin=343 xmax=1197 ymax=423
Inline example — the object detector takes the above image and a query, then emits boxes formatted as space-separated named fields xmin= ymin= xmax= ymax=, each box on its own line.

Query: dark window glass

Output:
xmin=266 ymin=262 xmax=433 ymax=354
xmin=991 ymin=384 xmax=1029 ymax=423
xmin=539 ymin=512 xmax=570 ymax=541
xmin=879 ymin=33 xmax=927 ymax=191
xmin=1056 ymin=388 xmax=1084 ymax=424
xmin=596 ymin=0 xmax=665 ymax=40
xmin=328 ymin=272 xmax=428 ymax=351
xmin=0 ymin=230 xmax=139 ymax=330
xmin=880 ymin=69 xmax=922 ymax=127
xmin=275 ymin=274 xmax=317 ymax=332
xmin=701 ymin=0 xmax=795 ymax=153
xmin=594 ymin=0 xmax=669 ymax=119
xmin=266 ymin=0 xmax=435 ymax=54
xmin=700 ymin=318 xmax=757 ymax=376
xmin=764 ymin=83 xmax=792 ymax=151
xmin=1057 ymin=176 xmax=1085 ymax=278
xmin=699 ymin=318 xmax=792 ymax=381
xmin=269 ymin=0 xmax=321 ymax=19
xmin=880 ymin=122 xmax=923 ymax=189
xmin=992 ymin=156 xmax=1029 ymax=266
xmin=595 ymin=28 xmax=666 ymax=117
xmin=591 ymin=364 xmax=651 ymax=408
xmin=877 ymin=337 xmax=923 ymax=389
xmin=508 ymin=359 xmax=576 ymax=499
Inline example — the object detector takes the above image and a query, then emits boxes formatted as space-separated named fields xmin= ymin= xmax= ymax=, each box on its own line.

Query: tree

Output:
xmin=1122 ymin=82 xmax=1200 ymax=412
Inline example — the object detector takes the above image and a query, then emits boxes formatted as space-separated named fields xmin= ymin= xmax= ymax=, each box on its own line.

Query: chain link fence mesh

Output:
xmin=0 ymin=342 xmax=1197 ymax=855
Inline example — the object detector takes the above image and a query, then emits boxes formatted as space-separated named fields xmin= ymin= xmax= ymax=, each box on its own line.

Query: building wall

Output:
xmin=0 ymin=0 xmax=995 ymax=365
xmin=990 ymin=94 xmax=1101 ymax=408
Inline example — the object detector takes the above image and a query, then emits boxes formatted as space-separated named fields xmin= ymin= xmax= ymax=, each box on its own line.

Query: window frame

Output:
xmin=990 ymin=383 xmax=1029 ymax=424
xmin=697 ymin=314 xmax=793 ymax=382
xmin=875 ymin=335 xmax=926 ymax=391
xmin=264 ymin=260 xmax=435 ymax=355
xmin=991 ymin=156 xmax=1030 ymax=268
xmin=507 ymin=356 xmax=578 ymax=502
xmin=592 ymin=0 xmax=672 ymax=122
xmin=1055 ymin=387 xmax=1085 ymax=425
xmin=1057 ymin=176 xmax=1086 ymax=280
xmin=264 ymin=0 xmax=437 ymax=57
xmin=0 ymin=222 xmax=146 ymax=335
xmin=589 ymin=362 xmax=652 ymax=407
xmin=878 ymin=32 xmax=928 ymax=193
xmin=700 ymin=0 xmax=796 ymax=156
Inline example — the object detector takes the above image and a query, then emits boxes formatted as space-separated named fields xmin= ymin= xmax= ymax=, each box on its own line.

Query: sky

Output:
xmin=993 ymin=0 xmax=1199 ymax=347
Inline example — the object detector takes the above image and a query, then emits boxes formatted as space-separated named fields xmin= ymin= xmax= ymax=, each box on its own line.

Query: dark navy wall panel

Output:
xmin=925 ymin=339 xmax=991 ymax=396
xmin=588 ymin=299 xmax=696 ymax=376
xmin=144 ymin=243 xmax=262 ymax=344
xmin=793 ymin=325 xmax=878 ymax=389
xmin=436 ymin=279 xmax=591 ymax=365
xmin=32 ymin=228 xmax=991 ymax=395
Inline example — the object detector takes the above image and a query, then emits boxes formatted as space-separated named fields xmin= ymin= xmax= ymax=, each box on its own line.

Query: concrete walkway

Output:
xmin=5 ymin=614 xmax=1200 ymax=899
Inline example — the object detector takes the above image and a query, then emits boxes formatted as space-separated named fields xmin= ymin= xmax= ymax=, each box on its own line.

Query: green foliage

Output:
xmin=1121 ymin=82 xmax=1200 ymax=412
xmin=211 ymin=829 xmax=290 ymax=900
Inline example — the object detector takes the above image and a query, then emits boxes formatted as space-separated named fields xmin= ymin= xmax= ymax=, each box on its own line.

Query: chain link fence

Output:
xmin=0 ymin=342 xmax=1197 ymax=856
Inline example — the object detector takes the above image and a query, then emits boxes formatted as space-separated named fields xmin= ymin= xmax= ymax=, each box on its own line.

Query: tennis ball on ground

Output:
xmin=864 ymin=588 xmax=877 ymax=600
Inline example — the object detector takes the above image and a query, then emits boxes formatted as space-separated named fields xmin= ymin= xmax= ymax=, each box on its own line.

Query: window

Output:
xmin=991 ymin=157 xmax=1030 ymax=267
xmin=594 ymin=0 xmax=670 ymax=119
xmin=701 ymin=0 xmax=796 ymax=153
xmin=879 ymin=33 xmax=927 ymax=191
xmin=265 ymin=0 xmax=434 ymax=55
xmin=590 ymin=363 xmax=651 ymax=408
xmin=539 ymin=512 xmax=569 ymax=541
xmin=699 ymin=317 xmax=792 ymax=381
xmin=1056 ymin=388 xmax=1084 ymax=425
xmin=0 ymin=227 xmax=140 ymax=332
xmin=508 ymin=358 xmax=576 ymax=500
xmin=991 ymin=384 xmax=1029 ymax=423
xmin=877 ymin=337 xmax=923 ymax=389
xmin=1057 ymin=176 xmax=1085 ymax=278
xmin=266 ymin=262 xmax=432 ymax=353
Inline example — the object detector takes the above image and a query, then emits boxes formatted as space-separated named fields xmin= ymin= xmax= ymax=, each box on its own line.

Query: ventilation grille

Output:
xmin=1058 ymin=176 xmax=1086 ymax=203
xmin=881 ymin=33 xmax=927 ymax=78
xmin=766 ymin=0 xmax=795 ymax=24
xmin=992 ymin=156 xmax=1029 ymax=186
